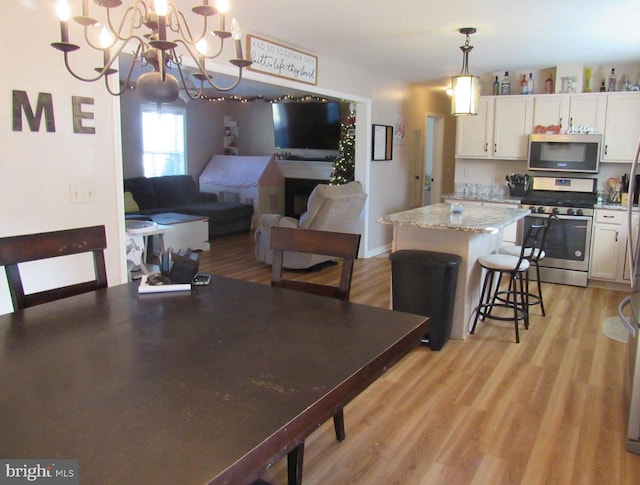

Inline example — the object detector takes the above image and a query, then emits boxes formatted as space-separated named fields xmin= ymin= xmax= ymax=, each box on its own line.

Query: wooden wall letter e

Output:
xmin=72 ymin=96 xmax=96 ymax=134
xmin=12 ymin=90 xmax=55 ymax=132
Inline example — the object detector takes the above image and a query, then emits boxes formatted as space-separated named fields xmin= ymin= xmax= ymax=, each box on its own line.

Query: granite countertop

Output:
xmin=378 ymin=203 xmax=531 ymax=234
xmin=442 ymin=192 xmax=522 ymax=204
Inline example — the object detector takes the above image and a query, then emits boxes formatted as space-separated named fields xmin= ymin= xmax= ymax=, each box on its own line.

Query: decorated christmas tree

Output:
xmin=330 ymin=107 xmax=356 ymax=185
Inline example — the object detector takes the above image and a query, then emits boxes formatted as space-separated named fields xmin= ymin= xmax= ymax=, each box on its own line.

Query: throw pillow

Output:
xmin=124 ymin=191 xmax=140 ymax=213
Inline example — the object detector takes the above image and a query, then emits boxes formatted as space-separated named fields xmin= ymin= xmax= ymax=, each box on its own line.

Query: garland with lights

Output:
xmin=196 ymin=94 xmax=333 ymax=103
xmin=330 ymin=109 xmax=356 ymax=185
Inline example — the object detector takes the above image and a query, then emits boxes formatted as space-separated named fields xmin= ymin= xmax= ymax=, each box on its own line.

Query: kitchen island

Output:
xmin=379 ymin=203 xmax=531 ymax=340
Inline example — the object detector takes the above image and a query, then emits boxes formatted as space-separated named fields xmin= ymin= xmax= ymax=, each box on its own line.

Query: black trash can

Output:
xmin=389 ymin=250 xmax=462 ymax=351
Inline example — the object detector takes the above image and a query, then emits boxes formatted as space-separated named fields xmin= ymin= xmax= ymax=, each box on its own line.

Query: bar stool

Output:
xmin=471 ymin=219 xmax=551 ymax=343
xmin=495 ymin=213 xmax=556 ymax=316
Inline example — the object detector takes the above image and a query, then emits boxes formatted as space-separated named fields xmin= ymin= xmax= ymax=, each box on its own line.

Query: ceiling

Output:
xmin=126 ymin=0 xmax=640 ymax=98
xmin=236 ymin=0 xmax=640 ymax=86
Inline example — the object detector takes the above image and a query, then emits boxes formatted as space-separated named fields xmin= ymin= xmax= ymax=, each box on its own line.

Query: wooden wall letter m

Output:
xmin=12 ymin=90 xmax=56 ymax=132
xmin=12 ymin=91 xmax=96 ymax=134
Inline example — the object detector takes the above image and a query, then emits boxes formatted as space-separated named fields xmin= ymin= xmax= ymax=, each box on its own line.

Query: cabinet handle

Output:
xmin=484 ymin=142 xmax=488 ymax=152
xmin=569 ymin=117 xmax=573 ymax=129
xmin=559 ymin=117 xmax=563 ymax=128
xmin=603 ymin=215 xmax=615 ymax=218
xmin=616 ymin=232 xmax=619 ymax=242
xmin=605 ymin=145 xmax=608 ymax=155
xmin=494 ymin=143 xmax=497 ymax=153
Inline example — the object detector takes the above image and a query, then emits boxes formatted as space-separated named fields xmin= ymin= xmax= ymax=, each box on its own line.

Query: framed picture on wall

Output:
xmin=372 ymin=124 xmax=393 ymax=161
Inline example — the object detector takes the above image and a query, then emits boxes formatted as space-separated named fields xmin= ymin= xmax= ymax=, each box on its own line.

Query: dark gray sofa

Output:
xmin=124 ymin=175 xmax=253 ymax=239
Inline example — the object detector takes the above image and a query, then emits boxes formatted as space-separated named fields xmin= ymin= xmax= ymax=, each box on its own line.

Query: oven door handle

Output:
xmin=618 ymin=296 xmax=637 ymax=339
xmin=525 ymin=213 xmax=591 ymax=222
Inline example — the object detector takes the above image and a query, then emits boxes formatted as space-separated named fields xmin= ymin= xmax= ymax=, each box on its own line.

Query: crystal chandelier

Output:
xmin=451 ymin=27 xmax=479 ymax=116
xmin=51 ymin=0 xmax=252 ymax=105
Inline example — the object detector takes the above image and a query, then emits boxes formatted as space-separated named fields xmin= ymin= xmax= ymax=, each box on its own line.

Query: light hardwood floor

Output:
xmin=201 ymin=231 xmax=640 ymax=484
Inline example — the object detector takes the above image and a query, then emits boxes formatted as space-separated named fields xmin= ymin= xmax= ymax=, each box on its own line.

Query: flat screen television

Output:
xmin=272 ymin=102 xmax=342 ymax=150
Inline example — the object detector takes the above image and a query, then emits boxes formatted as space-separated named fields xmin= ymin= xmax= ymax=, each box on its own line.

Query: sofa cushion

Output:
xmin=123 ymin=177 xmax=158 ymax=210
xmin=176 ymin=202 xmax=254 ymax=223
xmin=150 ymin=175 xmax=199 ymax=206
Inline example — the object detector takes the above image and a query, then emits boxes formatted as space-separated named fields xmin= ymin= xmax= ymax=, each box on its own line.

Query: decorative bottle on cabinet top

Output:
xmin=520 ymin=74 xmax=528 ymax=94
xmin=527 ymin=73 xmax=534 ymax=94
xmin=500 ymin=71 xmax=510 ymax=95
xmin=608 ymin=68 xmax=617 ymax=91
xmin=492 ymin=76 xmax=499 ymax=95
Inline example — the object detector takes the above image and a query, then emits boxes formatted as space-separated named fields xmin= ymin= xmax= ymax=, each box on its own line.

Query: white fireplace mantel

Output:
xmin=276 ymin=160 xmax=333 ymax=181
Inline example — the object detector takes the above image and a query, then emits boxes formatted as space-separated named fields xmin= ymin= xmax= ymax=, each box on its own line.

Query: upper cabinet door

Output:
xmin=603 ymin=92 xmax=640 ymax=162
xmin=532 ymin=95 xmax=566 ymax=129
xmin=493 ymin=96 xmax=532 ymax=159
xmin=568 ymin=94 xmax=606 ymax=133
xmin=455 ymin=97 xmax=493 ymax=158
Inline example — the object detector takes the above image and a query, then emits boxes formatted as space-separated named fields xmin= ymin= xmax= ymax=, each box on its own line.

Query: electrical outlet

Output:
xmin=463 ymin=167 xmax=471 ymax=179
xmin=70 ymin=183 xmax=95 ymax=203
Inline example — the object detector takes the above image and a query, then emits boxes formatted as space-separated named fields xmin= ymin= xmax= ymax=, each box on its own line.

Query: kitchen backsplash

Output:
xmin=453 ymin=183 xmax=508 ymax=199
xmin=454 ymin=158 xmax=632 ymax=195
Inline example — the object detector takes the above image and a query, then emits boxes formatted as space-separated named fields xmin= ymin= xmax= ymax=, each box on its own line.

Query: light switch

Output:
xmin=70 ymin=183 xmax=95 ymax=203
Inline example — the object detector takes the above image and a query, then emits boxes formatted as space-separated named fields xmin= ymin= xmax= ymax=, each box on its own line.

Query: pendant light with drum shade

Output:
xmin=451 ymin=27 xmax=479 ymax=116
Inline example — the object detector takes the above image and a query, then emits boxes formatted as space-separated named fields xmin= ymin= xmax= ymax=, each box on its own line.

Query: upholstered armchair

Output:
xmin=254 ymin=181 xmax=367 ymax=269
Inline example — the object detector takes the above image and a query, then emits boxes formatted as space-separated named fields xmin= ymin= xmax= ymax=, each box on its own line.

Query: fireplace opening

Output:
xmin=285 ymin=178 xmax=328 ymax=218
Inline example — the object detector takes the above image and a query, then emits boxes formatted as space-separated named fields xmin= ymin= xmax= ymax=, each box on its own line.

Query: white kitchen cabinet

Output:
xmin=493 ymin=96 xmax=533 ymax=159
xmin=455 ymin=96 xmax=532 ymax=159
xmin=455 ymin=98 xmax=493 ymax=158
xmin=531 ymin=95 xmax=565 ymax=129
xmin=531 ymin=93 xmax=606 ymax=134
xmin=602 ymin=92 xmax=640 ymax=163
xmin=589 ymin=209 xmax=635 ymax=283
xmin=623 ymin=213 xmax=639 ymax=281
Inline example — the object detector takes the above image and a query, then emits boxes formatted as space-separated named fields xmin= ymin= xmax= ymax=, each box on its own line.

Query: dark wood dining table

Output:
xmin=0 ymin=275 xmax=428 ymax=484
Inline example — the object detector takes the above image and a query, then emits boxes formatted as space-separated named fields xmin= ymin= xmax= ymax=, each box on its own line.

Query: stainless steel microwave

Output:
xmin=527 ymin=134 xmax=602 ymax=173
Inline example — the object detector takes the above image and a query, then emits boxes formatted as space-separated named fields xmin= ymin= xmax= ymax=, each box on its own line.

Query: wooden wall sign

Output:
xmin=247 ymin=35 xmax=317 ymax=85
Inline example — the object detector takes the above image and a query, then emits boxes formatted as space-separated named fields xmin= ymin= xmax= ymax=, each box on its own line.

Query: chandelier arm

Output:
xmin=174 ymin=63 xmax=204 ymax=100
xmin=173 ymin=38 xmax=223 ymax=67
xmin=172 ymin=42 xmax=244 ymax=92
xmin=105 ymin=3 xmax=145 ymax=43
xmin=81 ymin=26 xmax=104 ymax=51
xmin=105 ymin=44 xmax=144 ymax=96
xmin=171 ymin=8 xmax=209 ymax=45
xmin=200 ymin=66 xmax=245 ymax=92
xmin=60 ymin=39 xmax=144 ymax=83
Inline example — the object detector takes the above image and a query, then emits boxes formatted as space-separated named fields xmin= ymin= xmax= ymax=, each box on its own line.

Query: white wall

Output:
xmin=0 ymin=3 xmax=127 ymax=315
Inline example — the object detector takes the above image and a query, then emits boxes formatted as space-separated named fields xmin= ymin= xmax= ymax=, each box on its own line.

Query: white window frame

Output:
xmin=140 ymin=105 xmax=187 ymax=177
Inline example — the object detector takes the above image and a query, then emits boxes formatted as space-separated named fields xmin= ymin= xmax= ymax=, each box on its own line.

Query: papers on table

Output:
xmin=137 ymin=274 xmax=191 ymax=294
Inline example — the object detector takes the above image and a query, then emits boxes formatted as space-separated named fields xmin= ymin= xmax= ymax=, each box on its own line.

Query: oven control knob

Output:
xmin=537 ymin=206 xmax=546 ymax=214
xmin=576 ymin=209 xmax=584 ymax=216
xmin=529 ymin=206 xmax=536 ymax=212
xmin=567 ymin=208 xmax=575 ymax=215
xmin=552 ymin=207 xmax=560 ymax=215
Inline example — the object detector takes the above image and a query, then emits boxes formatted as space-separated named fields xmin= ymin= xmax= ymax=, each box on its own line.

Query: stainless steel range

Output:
xmin=520 ymin=176 xmax=597 ymax=287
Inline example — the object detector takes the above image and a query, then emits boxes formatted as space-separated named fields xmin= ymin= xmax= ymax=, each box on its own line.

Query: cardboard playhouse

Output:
xmin=199 ymin=154 xmax=284 ymax=227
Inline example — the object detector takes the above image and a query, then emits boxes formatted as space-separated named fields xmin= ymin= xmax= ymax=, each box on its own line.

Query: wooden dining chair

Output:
xmin=0 ymin=225 xmax=108 ymax=310
xmin=270 ymin=226 xmax=361 ymax=485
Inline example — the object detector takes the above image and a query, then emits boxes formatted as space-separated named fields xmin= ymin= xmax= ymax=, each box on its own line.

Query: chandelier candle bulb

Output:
xmin=217 ymin=0 xmax=228 ymax=31
xmin=154 ymin=0 xmax=169 ymax=16
xmin=56 ymin=0 xmax=71 ymax=43
xmin=231 ymin=18 xmax=243 ymax=59
xmin=100 ymin=27 xmax=112 ymax=66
